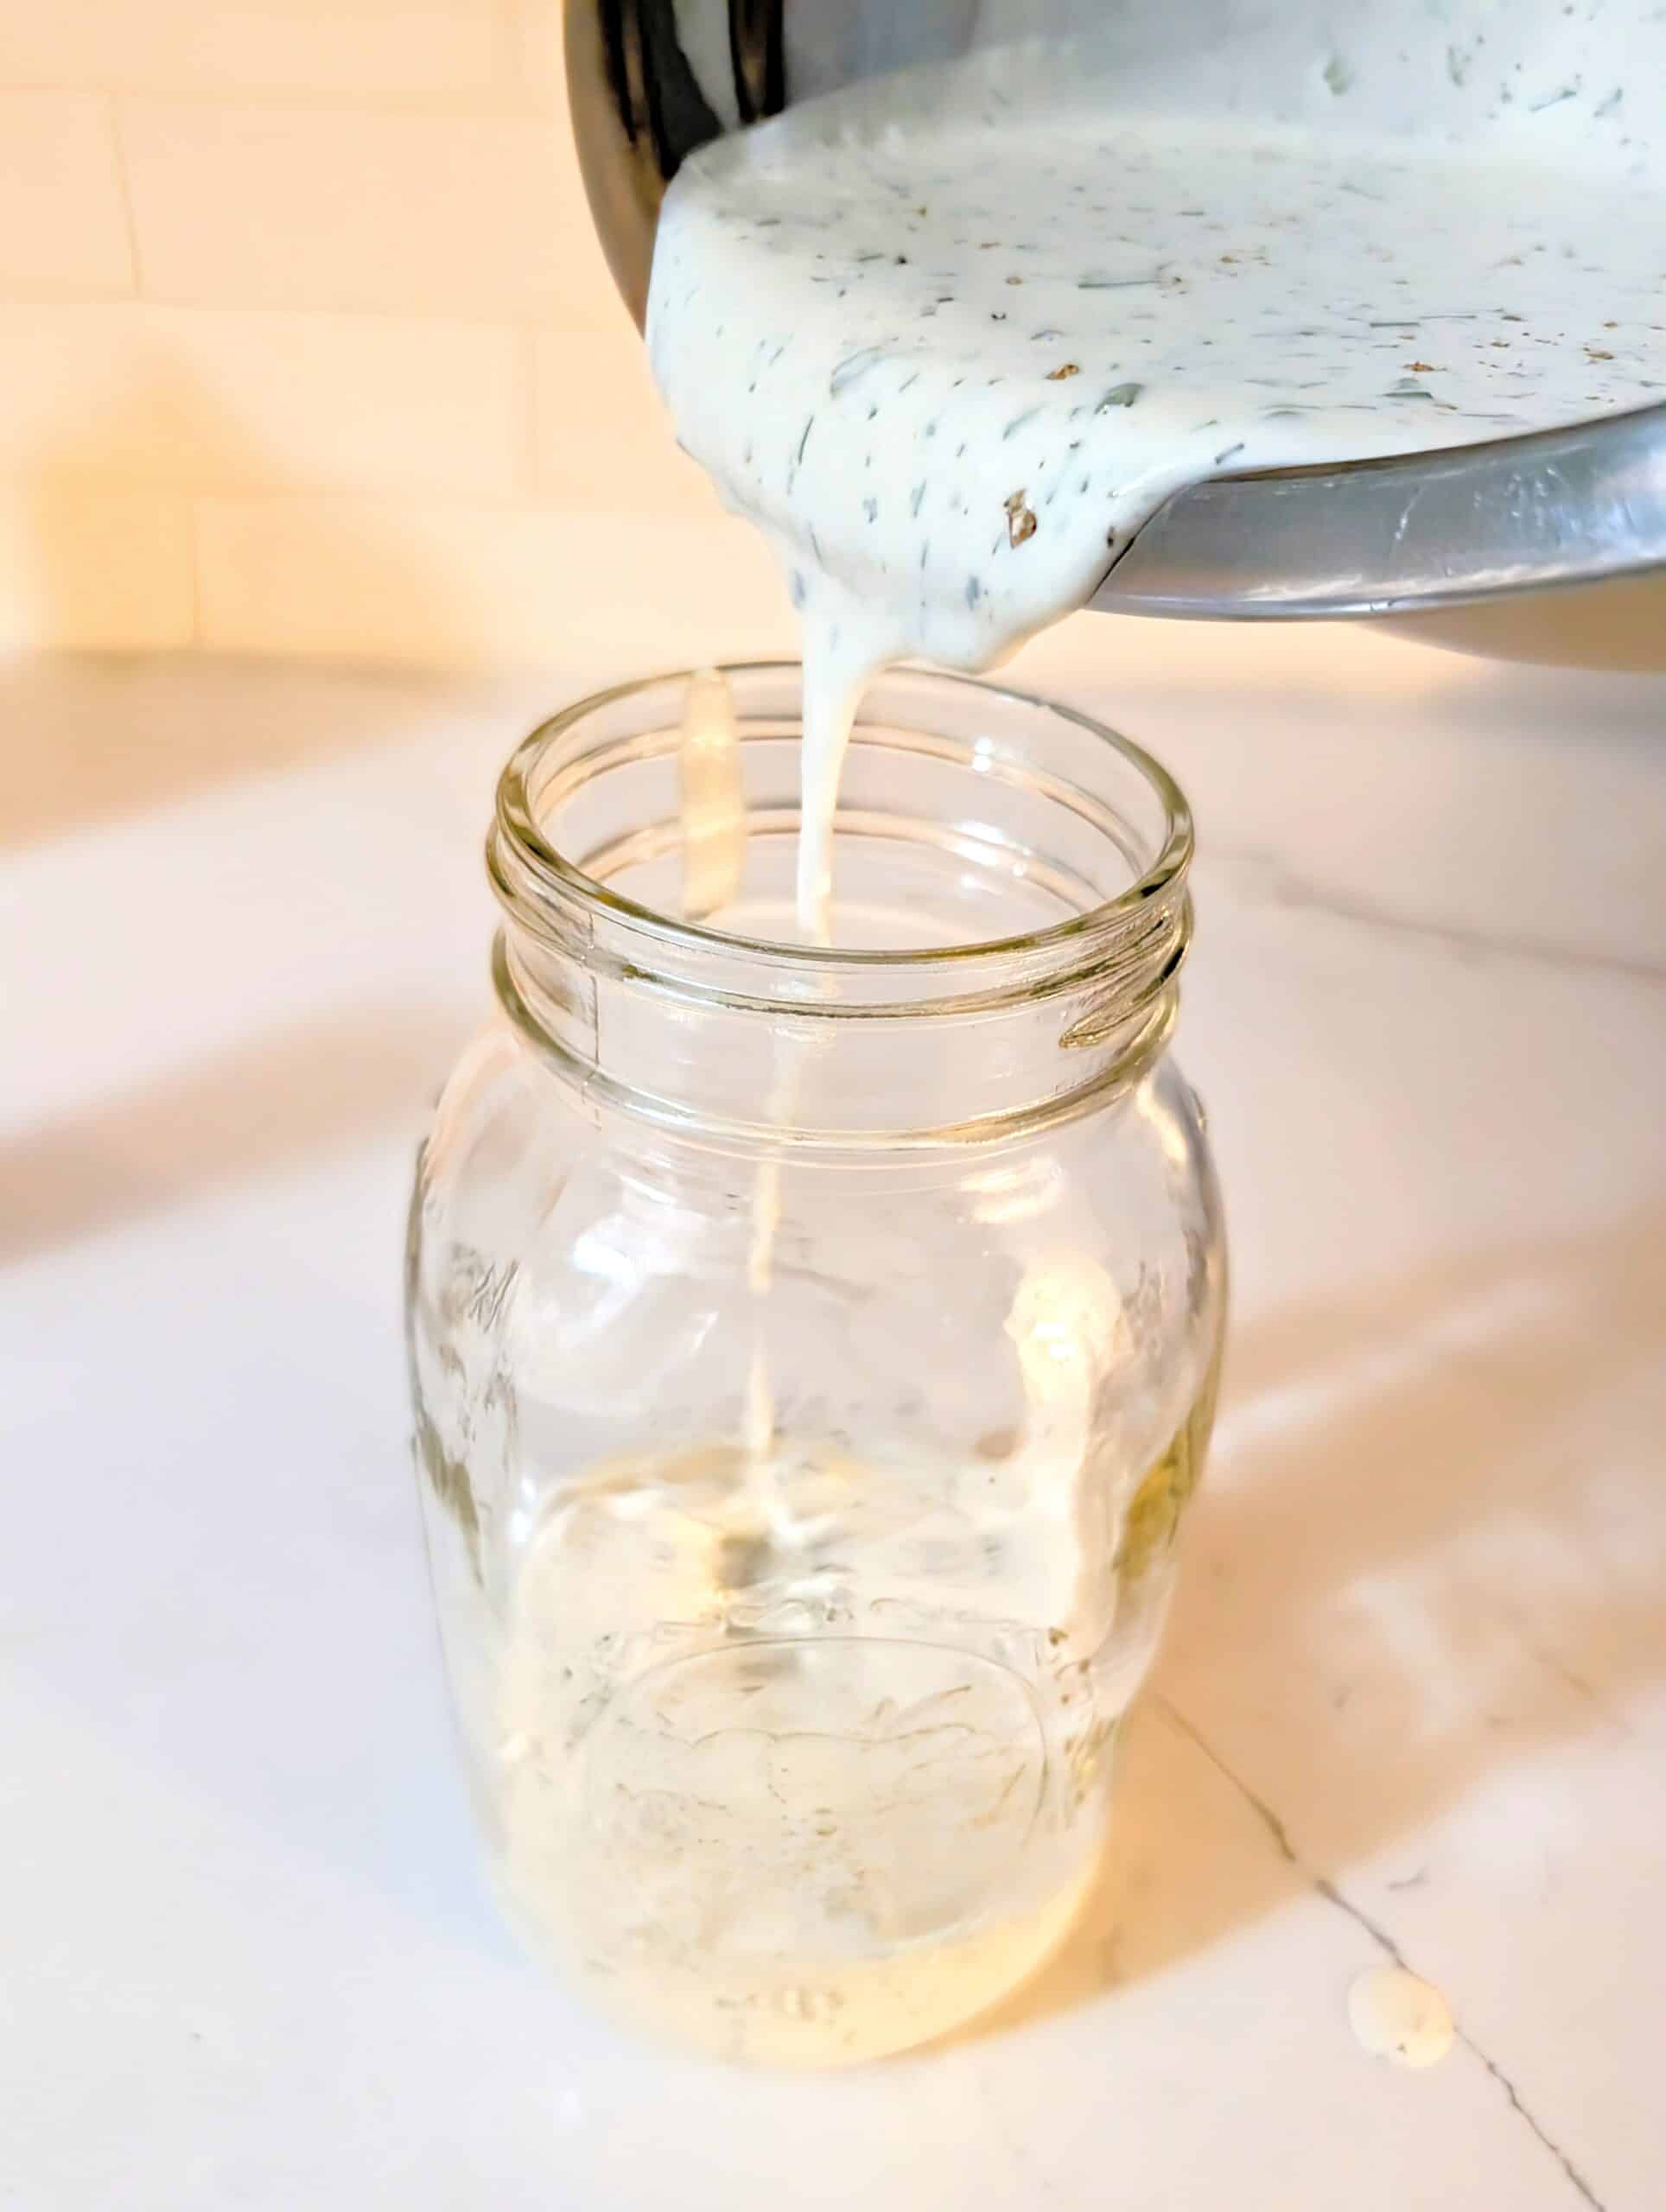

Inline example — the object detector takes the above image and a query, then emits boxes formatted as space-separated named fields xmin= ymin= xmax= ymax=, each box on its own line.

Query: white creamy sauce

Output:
xmin=647 ymin=3 xmax=1664 ymax=934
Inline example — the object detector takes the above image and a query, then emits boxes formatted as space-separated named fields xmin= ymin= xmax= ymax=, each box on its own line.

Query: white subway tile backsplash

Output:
xmin=0 ymin=2 xmax=514 ymax=105
xmin=194 ymin=496 xmax=792 ymax=668
xmin=0 ymin=10 xmax=744 ymax=668
xmin=0 ymin=92 xmax=133 ymax=299
xmin=0 ymin=480 xmax=194 ymax=648
xmin=120 ymin=100 xmax=591 ymax=315
xmin=532 ymin=318 xmax=718 ymax=513
xmin=0 ymin=303 xmax=522 ymax=493
xmin=515 ymin=0 xmax=563 ymax=98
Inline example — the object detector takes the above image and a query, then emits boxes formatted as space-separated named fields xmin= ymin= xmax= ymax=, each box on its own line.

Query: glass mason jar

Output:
xmin=406 ymin=664 xmax=1225 ymax=2066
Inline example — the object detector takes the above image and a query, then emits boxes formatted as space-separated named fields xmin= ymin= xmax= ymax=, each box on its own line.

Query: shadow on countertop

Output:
xmin=967 ymin=1204 xmax=1666 ymax=2035
xmin=0 ymin=1002 xmax=475 ymax=1267
xmin=0 ymin=648 xmax=502 ymax=855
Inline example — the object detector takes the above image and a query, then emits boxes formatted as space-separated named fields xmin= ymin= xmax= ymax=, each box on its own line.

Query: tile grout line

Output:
xmin=497 ymin=0 xmax=531 ymax=86
xmin=1153 ymin=1694 xmax=1608 ymax=2212
xmin=14 ymin=77 xmax=561 ymax=122
xmin=185 ymin=496 xmax=205 ymax=648
xmin=105 ymin=92 xmax=202 ymax=646
xmin=102 ymin=93 xmax=145 ymax=299
xmin=517 ymin=326 xmax=542 ymax=497
xmin=0 ymin=293 xmax=612 ymax=340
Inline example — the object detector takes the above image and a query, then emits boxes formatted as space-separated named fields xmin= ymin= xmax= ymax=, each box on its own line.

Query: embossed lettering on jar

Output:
xmin=405 ymin=664 xmax=1226 ymax=2065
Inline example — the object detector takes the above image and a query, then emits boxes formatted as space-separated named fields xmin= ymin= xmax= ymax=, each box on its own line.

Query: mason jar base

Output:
xmin=494 ymin=1785 xmax=1101 ymax=2068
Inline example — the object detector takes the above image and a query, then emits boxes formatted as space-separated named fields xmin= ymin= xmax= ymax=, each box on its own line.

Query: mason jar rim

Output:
xmin=492 ymin=660 xmax=1192 ymax=978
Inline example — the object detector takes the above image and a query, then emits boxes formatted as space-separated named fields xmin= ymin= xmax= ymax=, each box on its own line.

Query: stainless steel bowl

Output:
xmin=565 ymin=0 xmax=1666 ymax=650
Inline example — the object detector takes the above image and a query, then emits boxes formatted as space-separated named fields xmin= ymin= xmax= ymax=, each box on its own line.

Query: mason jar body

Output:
xmin=406 ymin=665 xmax=1225 ymax=2064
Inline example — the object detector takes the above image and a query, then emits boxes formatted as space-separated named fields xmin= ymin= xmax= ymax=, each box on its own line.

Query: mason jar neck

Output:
xmin=486 ymin=664 xmax=1192 ymax=1154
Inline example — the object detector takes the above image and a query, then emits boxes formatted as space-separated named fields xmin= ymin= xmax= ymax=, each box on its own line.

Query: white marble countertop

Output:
xmin=3 ymin=613 xmax=1663 ymax=2210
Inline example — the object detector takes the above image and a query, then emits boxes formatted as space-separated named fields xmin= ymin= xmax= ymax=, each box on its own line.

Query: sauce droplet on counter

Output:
xmin=1348 ymin=1964 xmax=1456 ymax=2069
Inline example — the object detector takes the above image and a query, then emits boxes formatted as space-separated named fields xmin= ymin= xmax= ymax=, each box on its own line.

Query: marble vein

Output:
xmin=1154 ymin=1696 xmax=1608 ymax=2212
xmin=1213 ymin=849 xmax=1666 ymax=986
